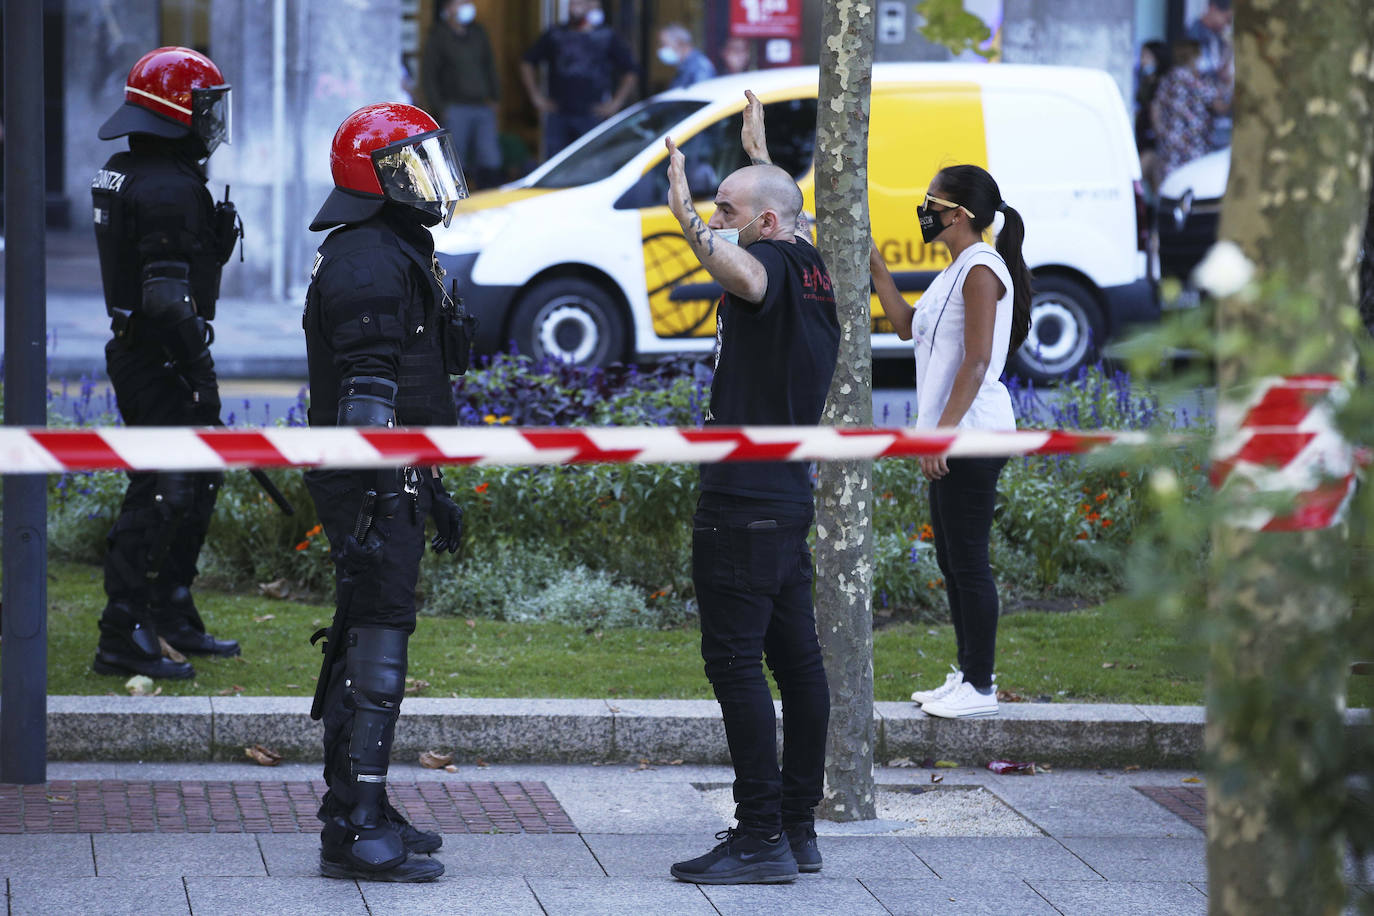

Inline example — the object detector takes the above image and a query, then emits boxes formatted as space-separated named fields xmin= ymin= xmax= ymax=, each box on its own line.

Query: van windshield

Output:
xmin=532 ymin=100 xmax=708 ymax=189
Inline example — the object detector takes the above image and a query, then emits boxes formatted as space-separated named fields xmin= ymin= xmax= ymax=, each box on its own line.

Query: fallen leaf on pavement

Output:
xmin=1123 ymin=764 xmax=1142 ymax=772
xmin=987 ymin=760 xmax=1037 ymax=775
xmin=158 ymin=637 xmax=187 ymax=663
xmin=475 ymin=758 xmax=489 ymax=768
xmin=443 ymin=764 xmax=459 ymax=773
xmin=1101 ymin=662 xmax=1116 ymax=669
xmin=125 ymin=675 xmax=156 ymax=696
xmin=465 ymin=618 xmax=476 ymax=629
xmin=216 ymin=685 xmax=245 ymax=696
xmin=257 ymin=578 xmax=291 ymax=599
xmin=920 ymin=757 xmax=937 ymax=768
xmin=1182 ymin=776 xmax=1202 ymax=784
xmin=253 ymin=614 xmax=276 ymax=623
xmin=419 ymin=750 xmax=453 ymax=769
xmin=930 ymin=774 xmax=944 ymax=784
xmin=405 ymin=678 xmax=431 ymax=694
xmin=934 ymin=760 xmax=959 ymax=768
xmin=996 ymin=689 xmax=1027 ymax=703
xmin=245 ymin=744 xmax=282 ymax=766
xmin=887 ymin=757 xmax=916 ymax=768
xmin=668 ymin=759 xmax=684 ymax=766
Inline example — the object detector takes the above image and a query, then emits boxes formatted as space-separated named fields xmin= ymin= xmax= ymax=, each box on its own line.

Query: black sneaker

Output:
xmin=670 ymin=828 xmax=798 ymax=885
xmin=785 ymin=823 xmax=822 ymax=873
xmin=385 ymin=800 xmax=442 ymax=853
xmin=319 ymin=848 xmax=444 ymax=882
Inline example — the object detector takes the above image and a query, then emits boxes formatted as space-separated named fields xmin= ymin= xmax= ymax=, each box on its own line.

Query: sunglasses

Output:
xmin=919 ymin=193 xmax=975 ymax=220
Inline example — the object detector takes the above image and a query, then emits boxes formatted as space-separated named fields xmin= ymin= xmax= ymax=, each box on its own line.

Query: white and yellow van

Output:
xmin=435 ymin=62 xmax=1154 ymax=382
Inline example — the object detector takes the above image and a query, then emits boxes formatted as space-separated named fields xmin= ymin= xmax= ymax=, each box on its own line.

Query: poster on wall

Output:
xmin=729 ymin=0 xmax=802 ymax=39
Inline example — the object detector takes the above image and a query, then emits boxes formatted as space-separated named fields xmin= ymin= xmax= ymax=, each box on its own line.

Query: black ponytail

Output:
xmin=995 ymin=202 xmax=1033 ymax=360
xmin=934 ymin=165 xmax=1034 ymax=363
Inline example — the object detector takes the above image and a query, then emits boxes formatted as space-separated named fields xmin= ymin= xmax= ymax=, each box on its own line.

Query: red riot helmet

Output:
xmin=98 ymin=47 xmax=232 ymax=155
xmin=310 ymin=103 xmax=469 ymax=232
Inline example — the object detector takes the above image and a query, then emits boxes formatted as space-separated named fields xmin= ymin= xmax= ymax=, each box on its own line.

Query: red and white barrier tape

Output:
xmin=1211 ymin=375 xmax=1355 ymax=531
xmin=0 ymin=425 xmax=1149 ymax=474
xmin=0 ymin=374 xmax=1356 ymax=531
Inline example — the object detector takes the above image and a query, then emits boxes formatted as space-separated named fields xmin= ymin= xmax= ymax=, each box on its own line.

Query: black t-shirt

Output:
xmin=522 ymin=25 xmax=635 ymax=116
xmin=700 ymin=237 xmax=840 ymax=503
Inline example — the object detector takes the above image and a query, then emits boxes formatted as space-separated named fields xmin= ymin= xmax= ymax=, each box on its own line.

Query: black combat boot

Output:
xmin=317 ymin=627 xmax=443 ymax=882
xmin=92 ymin=602 xmax=195 ymax=679
xmin=153 ymin=584 xmax=240 ymax=657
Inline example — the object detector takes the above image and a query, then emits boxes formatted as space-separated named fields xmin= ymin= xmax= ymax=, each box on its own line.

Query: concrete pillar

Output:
xmin=62 ymin=0 xmax=160 ymax=227
xmin=210 ymin=0 xmax=403 ymax=300
xmin=1001 ymin=0 xmax=1137 ymax=104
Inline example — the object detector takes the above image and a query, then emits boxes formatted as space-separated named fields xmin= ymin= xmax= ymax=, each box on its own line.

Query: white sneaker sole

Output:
xmin=921 ymin=705 xmax=998 ymax=719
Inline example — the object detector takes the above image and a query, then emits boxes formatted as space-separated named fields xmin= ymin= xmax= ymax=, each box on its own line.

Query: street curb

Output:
xmin=36 ymin=696 xmax=1371 ymax=768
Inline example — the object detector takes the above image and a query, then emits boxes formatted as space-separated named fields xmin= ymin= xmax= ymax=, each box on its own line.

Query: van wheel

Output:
xmin=510 ymin=278 xmax=628 ymax=367
xmin=1007 ymin=275 xmax=1104 ymax=383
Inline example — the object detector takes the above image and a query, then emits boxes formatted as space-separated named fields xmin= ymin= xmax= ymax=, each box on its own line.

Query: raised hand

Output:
xmin=742 ymin=90 xmax=770 ymax=165
xmin=665 ymin=136 xmax=692 ymax=219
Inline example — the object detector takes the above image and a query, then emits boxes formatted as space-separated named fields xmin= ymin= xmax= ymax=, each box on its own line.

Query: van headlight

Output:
xmin=434 ymin=207 xmax=511 ymax=255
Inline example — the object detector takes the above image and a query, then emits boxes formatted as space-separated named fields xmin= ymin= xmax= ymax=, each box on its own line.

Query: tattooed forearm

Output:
xmin=750 ymin=156 xmax=770 ymax=166
xmin=686 ymin=211 xmax=715 ymax=256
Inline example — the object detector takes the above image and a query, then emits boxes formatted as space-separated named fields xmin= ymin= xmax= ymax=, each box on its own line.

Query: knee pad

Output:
xmin=344 ymin=628 xmax=409 ymax=775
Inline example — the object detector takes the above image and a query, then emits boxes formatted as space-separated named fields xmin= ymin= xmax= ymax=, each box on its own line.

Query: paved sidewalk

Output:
xmin=2 ymin=761 xmax=1370 ymax=915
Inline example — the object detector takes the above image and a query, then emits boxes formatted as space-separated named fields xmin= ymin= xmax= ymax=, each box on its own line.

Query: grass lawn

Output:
xmin=9 ymin=561 xmax=1372 ymax=709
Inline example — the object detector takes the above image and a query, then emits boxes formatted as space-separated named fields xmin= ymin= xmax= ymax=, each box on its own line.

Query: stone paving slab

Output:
xmin=788 ymin=835 xmax=933 ymax=879
xmin=990 ymin=782 xmax=1203 ymax=838
xmin=527 ymin=876 xmax=717 ymax=915
xmin=860 ymin=877 xmax=1061 ymax=915
xmin=256 ymin=834 xmax=328 ymax=877
xmin=8 ymin=876 xmax=190 ymax=916
xmin=1029 ymin=879 xmax=1207 ymax=915
xmin=360 ymin=877 xmax=546 ymax=915
xmin=92 ymin=833 xmax=265 ymax=877
xmin=702 ymin=876 xmax=892 ymax=915
xmin=0 ymin=835 xmax=94 ymax=877
xmin=1136 ymin=784 xmax=1207 ymax=832
xmin=903 ymin=836 xmax=1102 ymax=881
xmin=1059 ymin=837 xmax=1207 ymax=883
xmin=429 ymin=834 xmax=604 ymax=877
xmin=186 ymin=876 xmax=369 ymax=916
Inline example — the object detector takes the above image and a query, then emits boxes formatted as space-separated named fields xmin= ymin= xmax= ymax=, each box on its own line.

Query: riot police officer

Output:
xmin=91 ymin=47 xmax=242 ymax=679
xmin=303 ymin=103 xmax=470 ymax=883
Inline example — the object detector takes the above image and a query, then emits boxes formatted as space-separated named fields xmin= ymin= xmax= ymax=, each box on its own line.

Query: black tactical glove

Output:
xmin=429 ymin=474 xmax=464 ymax=555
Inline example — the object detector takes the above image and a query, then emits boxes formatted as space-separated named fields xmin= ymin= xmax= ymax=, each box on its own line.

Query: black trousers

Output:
xmin=692 ymin=491 xmax=830 ymax=836
xmin=306 ymin=469 xmax=430 ymax=814
xmin=102 ymin=339 xmax=221 ymax=625
xmin=928 ymin=457 xmax=1008 ymax=689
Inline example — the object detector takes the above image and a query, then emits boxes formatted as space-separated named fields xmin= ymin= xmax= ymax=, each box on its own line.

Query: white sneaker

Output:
xmin=911 ymin=665 xmax=963 ymax=705
xmin=921 ymin=681 xmax=999 ymax=719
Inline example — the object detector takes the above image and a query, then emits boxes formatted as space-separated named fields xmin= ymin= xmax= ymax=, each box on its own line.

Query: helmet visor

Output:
xmin=371 ymin=130 xmax=469 ymax=227
xmin=191 ymin=85 xmax=232 ymax=154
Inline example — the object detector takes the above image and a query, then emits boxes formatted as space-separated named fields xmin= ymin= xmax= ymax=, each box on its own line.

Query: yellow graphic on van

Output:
xmin=643 ymin=232 xmax=720 ymax=338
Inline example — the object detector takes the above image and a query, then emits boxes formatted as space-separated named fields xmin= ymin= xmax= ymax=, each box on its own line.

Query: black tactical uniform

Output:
xmin=92 ymin=130 xmax=241 ymax=680
xmin=303 ymin=194 xmax=465 ymax=882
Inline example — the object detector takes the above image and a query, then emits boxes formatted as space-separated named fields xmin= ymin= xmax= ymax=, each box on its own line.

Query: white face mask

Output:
xmin=658 ymin=45 xmax=681 ymax=66
xmin=584 ymin=7 xmax=604 ymax=26
xmin=455 ymin=3 xmax=476 ymax=23
xmin=716 ymin=211 xmax=763 ymax=246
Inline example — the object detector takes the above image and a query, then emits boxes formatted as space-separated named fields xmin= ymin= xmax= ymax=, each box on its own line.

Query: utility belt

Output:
xmin=109 ymin=307 xmax=214 ymax=348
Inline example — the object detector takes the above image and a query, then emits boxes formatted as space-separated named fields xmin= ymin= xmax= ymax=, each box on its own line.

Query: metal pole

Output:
xmin=2 ymin=0 xmax=50 ymax=785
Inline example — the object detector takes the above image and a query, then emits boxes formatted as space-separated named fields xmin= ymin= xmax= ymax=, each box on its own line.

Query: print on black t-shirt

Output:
xmin=700 ymin=237 xmax=840 ymax=503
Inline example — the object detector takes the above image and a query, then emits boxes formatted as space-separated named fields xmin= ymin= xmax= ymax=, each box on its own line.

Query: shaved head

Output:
xmin=728 ymin=164 xmax=803 ymax=226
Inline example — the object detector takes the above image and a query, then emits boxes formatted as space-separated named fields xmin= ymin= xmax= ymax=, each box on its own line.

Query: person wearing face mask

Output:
xmin=868 ymin=165 xmax=1033 ymax=720
xmin=421 ymin=0 xmax=503 ymax=188
xmin=658 ymin=23 xmax=715 ymax=90
xmin=661 ymin=104 xmax=839 ymax=885
xmin=520 ymin=0 xmax=638 ymax=156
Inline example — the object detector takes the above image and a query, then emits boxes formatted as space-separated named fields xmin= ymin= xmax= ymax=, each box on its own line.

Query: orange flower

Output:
xmin=294 ymin=540 xmax=310 ymax=551
xmin=306 ymin=524 xmax=323 ymax=537
xmin=474 ymin=482 xmax=490 ymax=494
xmin=1119 ymin=470 xmax=1129 ymax=478
xmin=1075 ymin=532 xmax=1089 ymax=540
xmin=1080 ymin=503 xmax=1091 ymax=513
xmin=1102 ymin=518 xmax=1114 ymax=527
xmin=919 ymin=523 xmax=934 ymax=541
xmin=1096 ymin=492 xmax=1108 ymax=502
xmin=1087 ymin=512 xmax=1100 ymax=523
xmin=882 ymin=491 xmax=894 ymax=500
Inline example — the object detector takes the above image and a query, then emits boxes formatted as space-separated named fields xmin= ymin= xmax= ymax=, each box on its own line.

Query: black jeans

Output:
xmin=928 ymin=457 xmax=1007 ymax=689
xmin=692 ymin=491 xmax=830 ymax=836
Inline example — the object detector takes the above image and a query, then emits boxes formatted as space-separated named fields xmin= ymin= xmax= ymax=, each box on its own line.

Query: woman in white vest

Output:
xmin=868 ymin=164 xmax=1032 ymax=719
